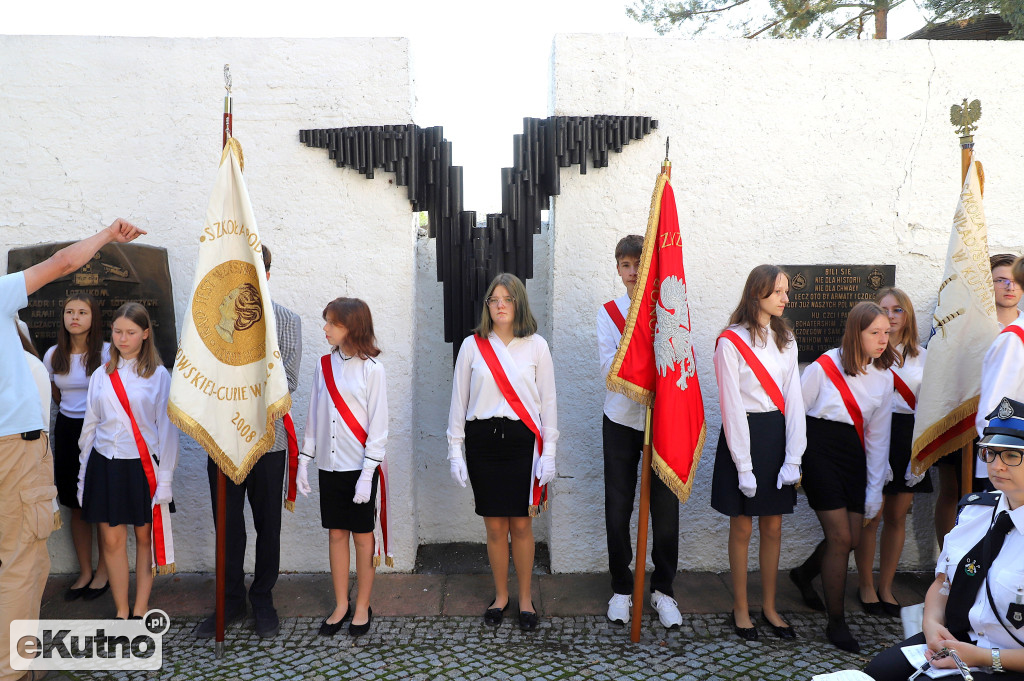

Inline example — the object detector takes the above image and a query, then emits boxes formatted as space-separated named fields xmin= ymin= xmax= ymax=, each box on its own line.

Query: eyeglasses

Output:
xmin=486 ymin=296 xmax=516 ymax=307
xmin=994 ymin=278 xmax=1018 ymax=290
xmin=979 ymin=447 xmax=1024 ymax=467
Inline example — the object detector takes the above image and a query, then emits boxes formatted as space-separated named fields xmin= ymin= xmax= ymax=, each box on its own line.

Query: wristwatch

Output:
xmin=991 ymin=647 xmax=1004 ymax=673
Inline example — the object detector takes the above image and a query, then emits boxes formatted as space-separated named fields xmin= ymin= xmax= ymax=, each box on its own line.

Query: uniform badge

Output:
xmin=968 ymin=494 xmax=980 ymax=502
xmin=1006 ymin=603 xmax=1024 ymax=629
xmin=964 ymin=560 xmax=980 ymax=577
xmin=998 ymin=398 xmax=1015 ymax=420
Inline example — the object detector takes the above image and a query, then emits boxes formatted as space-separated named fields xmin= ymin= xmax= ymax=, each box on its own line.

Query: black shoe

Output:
xmin=483 ymin=599 xmax=509 ymax=626
xmin=518 ymin=610 xmax=539 ymax=632
xmin=81 ymin=581 xmax=110 ymax=601
xmin=254 ymin=606 xmax=280 ymax=638
xmin=825 ymin=621 xmax=860 ymax=653
xmin=878 ymin=593 xmax=902 ymax=618
xmin=129 ymin=615 xmax=142 ymax=620
xmin=732 ymin=612 xmax=758 ymax=641
xmin=194 ymin=606 xmax=246 ymax=638
xmin=789 ymin=567 xmax=825 ymax=612
xmin=760 ymin=611 xmax=796 ymax=639
xmin=858 ymin=591 xmax=885 ymax=616
xmin=349 ymin=607 xmax=372 ymax=637
xmin=64 ymin=583 xmax=89 ymax=601
xmin=318 ymin=603 xmax=352 ymax=636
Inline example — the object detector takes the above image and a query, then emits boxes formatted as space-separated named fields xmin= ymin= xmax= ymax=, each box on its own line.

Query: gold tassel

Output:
xmin=372 ymin=556 xmax=381 ymax=568
xmin=385 ymin=556 xmax=394 ymax=568
xmin=152 ymin=563 xmax=176 ymax=576
xmin=283 ymin=499 xmax=295 ymax=512
xmin=527 ymin=499 xmax=550 ymax=518
xmin=53 ymin=511 xmax=63 ymax=532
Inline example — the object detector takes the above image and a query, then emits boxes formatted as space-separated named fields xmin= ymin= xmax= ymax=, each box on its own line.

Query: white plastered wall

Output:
xmin=0 ymin=36 xmax=419 ymax=572
xmin=547 ymin=35 xmax=1024 ymax=573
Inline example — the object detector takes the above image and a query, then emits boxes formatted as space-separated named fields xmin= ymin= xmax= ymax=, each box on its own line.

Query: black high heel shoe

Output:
xmin=318 ymin=602 xmax=352 ymax=636
xmin=732 ymin=612 xmax=758 ymax=642
xmin=760 ymin=611 xmax=795 ymax=639
xmin=483 ymin=599 xmax=509 ymax=626
xmin=349 ymin=607 xmax=373 ymax=637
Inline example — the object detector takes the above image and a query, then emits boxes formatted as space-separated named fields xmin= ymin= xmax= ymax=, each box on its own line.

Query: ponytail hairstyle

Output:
xmin=838 ymin=301 xmax=897 ymax=375
xmin=875 ymin=287 xmax=920 ymax=362
xmin=51 ymin=293 xmax=105 ymax=375
xmin=724 ymin=264 xmax=793 ymax=352
xmin=323 ymin=298 xmax=381 ymax=360
xmin=106 ymin=302 xmax=161 ymax=378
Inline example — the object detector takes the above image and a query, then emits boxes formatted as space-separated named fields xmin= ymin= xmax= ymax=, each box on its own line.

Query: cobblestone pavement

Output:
xmin=44 ymin=612 xmax=904 ymax=681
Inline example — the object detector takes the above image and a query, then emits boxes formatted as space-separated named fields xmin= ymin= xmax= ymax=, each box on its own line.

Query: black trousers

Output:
xmin=206 ymin=451 xmax=285 ymax=612
xmin=603 ymin=416 xmax=679 ymax=597
xmin=864 ymin=632 xmax=1024 ymax=681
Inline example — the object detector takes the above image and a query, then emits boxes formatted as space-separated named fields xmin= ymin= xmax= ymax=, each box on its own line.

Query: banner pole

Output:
xmin=629 ymin=406 xmax=654 ymax=643
xmin=959 ymin=130 xmax=974 ymax=498
xmin=214 ymin=64 xmax=233 ymax=659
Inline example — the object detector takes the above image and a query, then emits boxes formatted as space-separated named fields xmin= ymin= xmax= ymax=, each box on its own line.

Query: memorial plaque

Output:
xmin=7 ymin=243 xmax=177 ymax=368
xmin=781 ymin=264 xmax=896 ymax=363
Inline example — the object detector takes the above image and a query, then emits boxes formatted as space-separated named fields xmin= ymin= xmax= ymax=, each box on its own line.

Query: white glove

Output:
xmin=152 ymin=471 xmax=173 ymax=507
xmin=864 ymin=500 xmax=882 ymax=520
xmin=296 ymin=457 xmax=312 ymax=497
xmin=737 ymin=470 xmax=757 ymax=498
xmin=884 ymin=466 xmax=894 ymax=484
xmin=449 ymin=455 xmax=468 ymax=488
xmin=776 ymin=463 xmax=801 ymax=489
xmin=535 ymin=454 xmax=557 ymax=487
xmin=353 ymin=467 xmax=374 ymax=504
xmin=77 ymin=484 xmax=84 ymax=508
xmin=905 ymin=462 xmax=926 ymax=487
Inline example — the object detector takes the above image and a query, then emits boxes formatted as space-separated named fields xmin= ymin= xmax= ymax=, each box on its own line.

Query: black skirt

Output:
xmin=81 ymin=452 xmax=153 ymax=527
xmin=319 ymin=469 xmax=378 ymax=533
xmin=711 ymin=411 xmax=797 ymax=517
xmin=802 ymin=417 xmax=867 ymax=513
xmin=53 ymin=413 xmax=85 ymax=508
xmin=884 ymin=412 xmax=934 ymax=495
xmin=465 ymin=417 xmax=535 ymax=518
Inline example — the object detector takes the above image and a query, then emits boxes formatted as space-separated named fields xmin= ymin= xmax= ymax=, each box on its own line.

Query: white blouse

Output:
xmin=598 ymin=295 xmax=645 ymax=432
xmin=935 ymin=493 xmax=1024 ymax=651
xmin=43 ymin=343 xmax=112 ymax=419
xmin=301 ymin=351 xmax=388 ymax=473
xmin=714 ymin=324 xmax=806 ymax=472
xmin=977 ymin=316 xmax=1024 ymax=439
xmin=78 ymin=358 xmax=178 ymax=471
xmin=801 ymin=348 xmax=893 ymax=505
xmin=891 ymin=344 xmax=926 ymax=415
xmin=447 ymin=333 xmax=558 ymax=460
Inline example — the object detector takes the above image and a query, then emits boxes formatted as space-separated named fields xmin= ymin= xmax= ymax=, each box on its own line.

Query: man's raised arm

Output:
xmin=22 ymin=218 xmax=146 ymax=295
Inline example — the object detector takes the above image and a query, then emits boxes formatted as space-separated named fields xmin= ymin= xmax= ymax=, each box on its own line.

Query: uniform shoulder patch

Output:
xmin=958 ymin=491 xmax=1001 ymax=508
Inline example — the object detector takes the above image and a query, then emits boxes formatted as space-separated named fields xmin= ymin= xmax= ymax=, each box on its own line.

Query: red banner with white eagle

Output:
xmin=606 ymin=171 xmax=706 ymax=502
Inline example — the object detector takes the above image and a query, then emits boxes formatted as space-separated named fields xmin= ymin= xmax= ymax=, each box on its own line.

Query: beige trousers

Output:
xmin=0 ymin=432 xmax=56 ymax=681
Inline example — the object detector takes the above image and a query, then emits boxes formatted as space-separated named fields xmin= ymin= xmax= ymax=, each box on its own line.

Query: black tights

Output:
xmin=798 ymin=508 xmax=863 ymax=626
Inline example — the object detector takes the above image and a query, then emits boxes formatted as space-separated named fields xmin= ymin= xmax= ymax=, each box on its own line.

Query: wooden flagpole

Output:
xmin=214 ymin=64 xmax=233 ymax=659
xmin=956 ymin=104 xmax=979 ymax=498
xmin=629 ymin=144 xmax=672 ymax=643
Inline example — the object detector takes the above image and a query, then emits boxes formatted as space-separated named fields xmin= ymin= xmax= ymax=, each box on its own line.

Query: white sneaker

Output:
xmin=607 ymin=593 xmax=631 ymax=624
xmin=651 ymin=590 xmax=682 ymax=629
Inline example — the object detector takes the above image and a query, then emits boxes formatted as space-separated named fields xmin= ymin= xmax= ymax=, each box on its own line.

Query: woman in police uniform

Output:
xmin=863 ymin=396 xmax=1024 ymax=680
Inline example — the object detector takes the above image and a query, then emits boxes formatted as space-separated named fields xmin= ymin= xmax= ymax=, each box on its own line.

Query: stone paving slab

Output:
xmin=33 ymin=612 xmax=906 ymax=681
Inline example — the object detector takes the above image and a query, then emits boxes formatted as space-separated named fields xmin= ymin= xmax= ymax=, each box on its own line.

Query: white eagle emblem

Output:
xmin=654 ymin=276 xmax=696 ymax=391
xmin=998 ymin=398 xmax=1015 ymax=421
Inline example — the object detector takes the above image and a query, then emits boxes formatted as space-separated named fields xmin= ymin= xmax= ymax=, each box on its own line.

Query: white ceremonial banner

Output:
xmin=910 ymin=156 xmax=999 ymax=475
xmin=168 ymin=141 xmax=290 ymax=483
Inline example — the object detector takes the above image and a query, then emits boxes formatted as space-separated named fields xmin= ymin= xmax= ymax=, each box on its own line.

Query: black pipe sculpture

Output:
xmin=299 ymin=116 xmax=658 ymax=362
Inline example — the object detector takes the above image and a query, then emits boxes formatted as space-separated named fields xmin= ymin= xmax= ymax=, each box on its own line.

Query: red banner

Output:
xmin=607 ymin=172 xmax=706 ymax=502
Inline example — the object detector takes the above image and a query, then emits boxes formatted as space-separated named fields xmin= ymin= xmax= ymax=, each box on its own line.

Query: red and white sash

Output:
xmin=321 ymin=354 xmax=392 ymax=567
xmin=891 ymin=370 xmax=916 ymax=411
xmin=716 ymin=330 xmax=786 ymax=415
xmin=1001 ymin=325 xmax=1024 ymax=344
xmin=815 ymin=354 xmax=865 ymax=448
xmin=473 ymin=334 xmax=548 ymax=516
xmin=109 ymin=370 xmax=175 ymax=574
xmin=283 ymin=413 xmax=300 ymax=512
xmin=604 ymin=300 xmax=626 ymax=335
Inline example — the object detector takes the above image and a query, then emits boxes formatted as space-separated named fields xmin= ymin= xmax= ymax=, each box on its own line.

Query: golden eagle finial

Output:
xmin=950 ymin=98 xmax=981 ymax=138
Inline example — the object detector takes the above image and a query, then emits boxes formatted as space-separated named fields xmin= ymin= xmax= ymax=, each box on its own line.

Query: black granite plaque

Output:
xmin=781 ymin=264 xmax=896 ymax=363
xmin=7 ymin=243 xmax=177 ymax=368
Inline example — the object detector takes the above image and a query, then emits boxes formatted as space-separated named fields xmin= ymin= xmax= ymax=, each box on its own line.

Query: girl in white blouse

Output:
xmin=790 ymin=301 xmax=896 ymax=653
xmin=447 ymin=273 xmax=557 ymax=632
xmin=712 ymin=265 xmax=805 ymax=641
xmin=43 ymin=293 xmax=111 ymax=601
xmin=77 ymin=303 xmax=177 ymax=620
xmin=296 ymin=298 xmax=388 ymax=638
xmin=855 ymin=288 xmax=930 ymax=618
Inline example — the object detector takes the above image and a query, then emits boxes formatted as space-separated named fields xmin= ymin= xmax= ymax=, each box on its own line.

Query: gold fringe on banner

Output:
xmin=651 ymin=422 xmax=707 ymax=504
xmin=910 ymin=396 xmax=979 ymax=475
xmin=220 ymin=137 xmax=244 ymax=172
